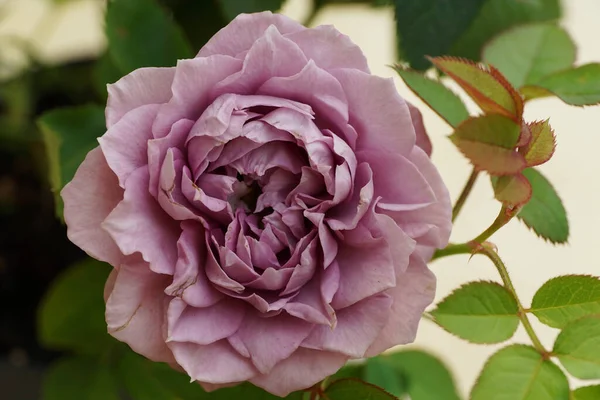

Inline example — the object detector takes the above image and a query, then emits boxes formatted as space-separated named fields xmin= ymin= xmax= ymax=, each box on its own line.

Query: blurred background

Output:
xmin=1 ymin=0 xmax=599 ymax=398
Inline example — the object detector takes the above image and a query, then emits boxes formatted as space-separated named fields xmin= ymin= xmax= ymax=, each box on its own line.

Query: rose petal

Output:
xmin=167 ymin=298 xmax=245 ymax=345
xmin=231 ymin=312 xmax=314 ymax=374
xmin=301 ymin=293 xmax=392 ymax=357
xmin=153 ymin=55 xmax=243 ymax=138
xmin=285 ymin=25 xmax=370 ymax=73
xmin=106 ymin=67 xmax=175 ymax=128
xmin=197 ymin=11 xmax=305 ymax=58
xmin=365 ymin=254 xmax=436 ymax=356
xmin=170 ymin=340 xmax=257 ymax=384
xmin=62 ymin=147 xmax=124 ymax=266
xmin=103 ymin=167 xmax=180 ymax=275
xmin=331 ymin=68 xmax=415 ymax=156
xmin=105 ymin=257 xmax=173 ymax=363
xmin=357 ymin=149 xmax=436 ymax=210
xmin=147 ymin=118 xmax=194 ymax=198
xmin=165 ymin=221 xmax=223 ymax=307
xmin=212 ymin=25 xmax=308 ymax=96
xmin=408 ymin=102 xmax=432 ymax=157
xmin=251 ymin=348 xmax=348 ymax=397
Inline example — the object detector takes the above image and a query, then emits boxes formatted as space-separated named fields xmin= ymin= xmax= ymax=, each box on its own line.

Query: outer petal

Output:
xmin=106 ymin=67 xmax=175 ymax=128
xmin=285 ymin=25 xmax=370 ymax=73
xmin=408 ymin=102 xmax=432 ymax=157
xmin=170 ymin=340 xmax=257 ymax=384
xmin=196 ymin=11 xmax=305 ymax=58
xmin=99 ymin=104 xmax=160 ymax=188
xmin=231 ymin=313 xmax=314 ymax=374
xmin=212 ymin=26 xmax=308 ymax=96
xmin=382 ymin=146 xmax=452 ymax=259
xmin=365 ymin=255 xmax=436 ymax=356
xmin=301 ymin=293 xmax=392 ymax=358
xmin=103 ymin=167 xmax=180 ymax=275
xmin=331 ymin=68 xmax=415 ymax=156
xmin=250 ymin=348 xmax=348 ymax=397
xmin=166 ymin=298 xmax=245 ymax=345
xmin=105 ymin=257 xmax=174 ymax=363
xmin=62 ymin=147 xmax=124 ymax=267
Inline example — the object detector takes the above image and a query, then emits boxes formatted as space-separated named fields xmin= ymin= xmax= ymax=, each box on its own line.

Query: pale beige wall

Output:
xmin=2 ymin=0 xmax=600 ymax=396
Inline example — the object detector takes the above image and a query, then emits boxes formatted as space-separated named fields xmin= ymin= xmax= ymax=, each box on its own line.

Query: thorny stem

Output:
xmin=452 ymin=168 xmax=479 ymax=222
xmin=432 ymin=204 xmax=518 ymax=260
xmin=432 ymin=205 xmax=549 ymax=356
xmin=476 ymin=243 xmax=549 ymax=356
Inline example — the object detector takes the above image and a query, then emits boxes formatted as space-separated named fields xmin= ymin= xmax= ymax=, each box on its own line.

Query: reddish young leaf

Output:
xmin=520 ymin=120 xmax=556 ymax=167
xmin=492 ymin=173 xmax=532 ymax=207
xmin=430 ymin=57 xmax=524 ymax=120
xmin=450 ymin=114 xmax=526 ymax=175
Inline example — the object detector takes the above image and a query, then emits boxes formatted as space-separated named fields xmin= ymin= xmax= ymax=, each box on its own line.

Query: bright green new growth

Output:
xmin=471 ymin=345 xmax=569 ymax=400
xmin=531 ymin=275 xmax=600 ymax=328
xmin=517 ymin=168 xmax=569 ymax=243
xmin=554 ymin=316 xmax=600 ymax=379
xmin=450 ymin=114 xmax=524 ymax=175
xmin=483 ymin=24 xmax=576 ymax=88
xmin=492 ymin=173 xmax=532 ymax=207
xmin=393 ymin=67 xmax=470 ymax=127
xmin=431 ymin=281 xmax=520 ymax=344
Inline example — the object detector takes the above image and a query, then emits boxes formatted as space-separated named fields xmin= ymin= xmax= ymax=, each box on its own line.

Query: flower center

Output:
xmin=229 ymin=174 xmax=262 ymax=212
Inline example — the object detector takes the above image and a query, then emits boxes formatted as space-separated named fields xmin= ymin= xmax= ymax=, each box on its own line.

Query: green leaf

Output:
xmin=43 ymin=357 xmax=119 ymax=400
xmin=450 ymin=114 xmax=525 ymax=175
xmin=522 ymin=64 xmax=600 ymax=106
xmin=393 ymin=0 xmax=487 ymax=70
xmin=554 ymin=316 xmax=600 ymax=380
xmin=430 ymin=57 xmax=523 ymax=119
xmin=93 ymin=52 xmax=124 ymax=100
xmin=385 ymin=350 xmax=460 ymax=400
xmin=106 ymin=0 xmax=193 ymax=74
xmin=530 ymin=275 xmax=600 ymax=328
xmin=217 ymin=0 xmax=286 ymax=21
xmin=333 ymin=362 xmax=364 ymax=380
xmin=492 ymin=173 xmax=532 ymax=207
xmin=325 ymin=379 xmax=397 ymax=400
xmin=431 ymin=281 xmax=520 ymax=344
xmin=38 ymin=259 xmax=114 ymax=355
xmin=483 ymin=24 xmax=576 ymax=88
xmin=471 ymin=345 xmax=569 ymax=400
xmin=118 ymin=350 xmax=303 ymax=400
xmin=451 ymin=0 xmax=562 ymax=61
xmin=573 ymin=385 xmax=600 ymax=400
xmin=393 ymin=67 xmax=469 ymax=127
xmin=517 ymin=168 xmax=568 ymax=243
xmin=118 ymin=351 xmax=210 ymax=399
xmin=364 ymin=357 xmax=405 ymax=397
xmin=37 ymin=105 xmax=106 ymax=219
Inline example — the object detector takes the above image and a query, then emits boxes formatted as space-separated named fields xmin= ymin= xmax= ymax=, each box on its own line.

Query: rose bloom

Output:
xmin=62 ymin=12 xmax=451 ymax=397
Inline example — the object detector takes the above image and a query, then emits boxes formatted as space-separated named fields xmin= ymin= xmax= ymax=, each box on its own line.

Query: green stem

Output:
xmin=452 ymin=168 xmax=479 ymax=222
xmin=477 ymin=243 xmax=548 ymax=356
xmin=472 ymin=205 xmax=514 ymax=244
xmin=432 ymin=242 xmax=475 ymax=260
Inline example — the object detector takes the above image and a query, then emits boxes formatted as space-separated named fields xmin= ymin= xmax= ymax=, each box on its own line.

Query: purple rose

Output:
xmin=62 ymin=12 xmax=451 ymax=396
